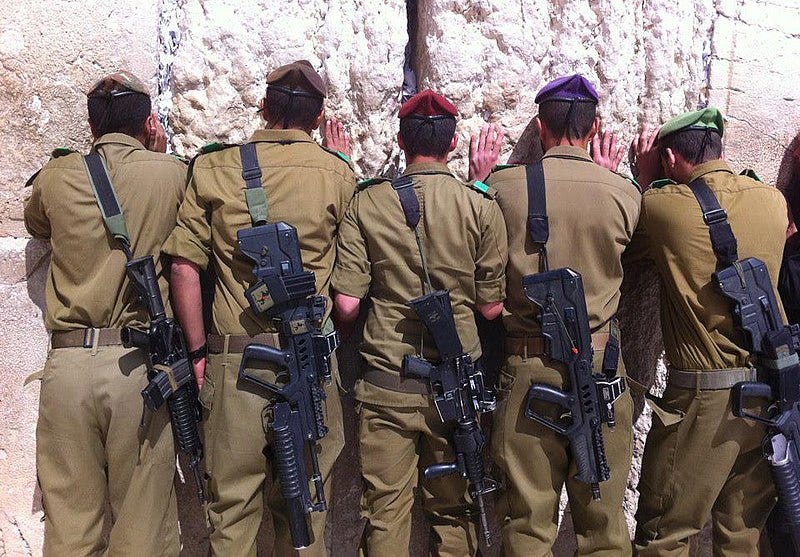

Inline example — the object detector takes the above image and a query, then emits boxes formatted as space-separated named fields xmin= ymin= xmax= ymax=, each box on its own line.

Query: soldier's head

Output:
xmin=534 ymin=74 xmax=600 ymax=149
xmin=87 ymin=70 xmax=158 ymax=142
xmin=658 ymin=107 xmax=724 ymax=182
xmin=260 ymin=60 xmax=326 ymax=133
xmin=397 ymin=89 xmax=458 ymax=163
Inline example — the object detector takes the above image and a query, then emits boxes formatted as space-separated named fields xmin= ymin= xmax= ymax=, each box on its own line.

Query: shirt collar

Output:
xmin=403 ymin=161 xmax=453 ymax=177
xmin=688 ymin=159 xmax=733 ymax=183
xmin=93 ymin=133 xmax=146 ymax=150
xmin=542 ymin=145 xmax=592 ymax=162
xmin=249 ymin=128 xmax=315 ymax=144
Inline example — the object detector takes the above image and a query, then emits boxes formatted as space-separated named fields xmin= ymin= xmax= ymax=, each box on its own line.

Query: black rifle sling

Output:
xmin=525 ymin=162 xmax=549 ymax=271
xmin=687 ymin=178 xmax=738 ymax=267
xmin=240 ymin=143 xmax=269 ymax=226
xmin=392 ymin=175 xmax=432 ymax=293
xmin=83 ymin=153 xmax=131 ymax=251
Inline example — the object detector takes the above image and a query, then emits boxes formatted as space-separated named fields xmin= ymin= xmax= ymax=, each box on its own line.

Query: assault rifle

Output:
xmin=403 ymin=289 xmax=497 ymax=547
xmin=122 ymin=256 xmax=205 ymax=504
xmin=522 ymin=268 xmax=625 ymax=500
xmin=237 ymin=222 xmax=338 ymax=550
xmin=718 ymin=258 xmax=800 ymax=553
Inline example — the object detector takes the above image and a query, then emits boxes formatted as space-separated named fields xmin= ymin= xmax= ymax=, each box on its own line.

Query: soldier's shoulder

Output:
xmin=356 ymin=177 xmax=391 ymax=192
xmin=487 ymin=163 xmax=524 ymax=182
xmin=26 ymin=147 xmax=84 ymax=186
xmin=610 ymin=171 xmax=641 ymax=193
xmin=464 ymin=179 xmax=498 ymax=200
xmin=644 ymin=178 xmax=679 ymax=193
xmin=189 ymin=142 xmax=239 ymax=171
xmin=319 ymin=145 xmax=354 ymax=171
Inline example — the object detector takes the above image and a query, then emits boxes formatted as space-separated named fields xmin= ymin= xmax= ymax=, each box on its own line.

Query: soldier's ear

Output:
xmin=663 ymin=147 xmax=677 ymax=172
xmin=449 ymin=134 xmax=458 ymax=153
xmin=397 ymin=132 xmax=406 ymax=151
xmin=258 ymin=98 xmax=269 ymax=122
xmin=588 ymin=117 xmax=601 ymax=140
xmin=312 ymin=108 xmax=325 ymax=131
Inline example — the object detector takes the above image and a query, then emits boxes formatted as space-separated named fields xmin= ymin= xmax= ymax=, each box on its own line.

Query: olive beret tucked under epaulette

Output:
xmin=740 ymin=169 xmax=762 ymax=182
xmin=200 ymin=142 xmax=237 ymax=155
xmin=648 ymin=178 xmax=677 ymax=189
xmin=51 ymin=147 xmax=77 ymax=158
xmin=493 ymin=163 xmax=521 ymax=172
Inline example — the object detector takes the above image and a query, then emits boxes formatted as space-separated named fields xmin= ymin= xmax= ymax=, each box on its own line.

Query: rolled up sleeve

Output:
xmin=331 ymin=194 xmax=371 ymax=298
xmin=162 ymin=168 xmax=211 ymax=270
xmin=24 ymin=173 xmax=51 ymax=239
xmin=475 ymin=200 xmax=508 ymax=304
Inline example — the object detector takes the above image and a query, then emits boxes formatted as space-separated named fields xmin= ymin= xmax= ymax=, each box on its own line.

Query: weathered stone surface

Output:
xmin=167 ymin=0 xmax=408 ymax=179
xmin=0 ymin=2 xmax=161 ymax=239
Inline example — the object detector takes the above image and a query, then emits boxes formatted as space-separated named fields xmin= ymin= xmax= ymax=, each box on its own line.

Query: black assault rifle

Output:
xmin=236 ymin=222 xmax=338 ymax=550
xmin=122 ymin=256 xmax=205 ymax=504
xmin=403 ymin=289 xmax=497 ymax=547
xmin=718 ymin=258 xmax=800 ymax=553
xmin=522 ymin=268 xmax=625 ymax=499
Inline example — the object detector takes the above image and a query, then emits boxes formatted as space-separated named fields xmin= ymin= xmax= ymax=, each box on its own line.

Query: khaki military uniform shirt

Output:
xmin=332 ymin=162 xmax=508 ymax=406
xmin=24 ymin=133 xmax=187 ymax=331
xmin=626 ymin=160 xmax=788 ymax=371
xmin=162 ymin=129 xmax=355 ymax=335
xmin=487 ymin=146 xmax=641 ymax=337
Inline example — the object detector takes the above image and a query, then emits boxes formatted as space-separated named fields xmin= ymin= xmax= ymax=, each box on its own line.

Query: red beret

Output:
xmin=399 ymin=89 xmax=458 ymax=119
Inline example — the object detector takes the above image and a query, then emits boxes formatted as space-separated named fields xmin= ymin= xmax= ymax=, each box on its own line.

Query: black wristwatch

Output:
xmin=188 ymin=344 xmax=208 ymax=362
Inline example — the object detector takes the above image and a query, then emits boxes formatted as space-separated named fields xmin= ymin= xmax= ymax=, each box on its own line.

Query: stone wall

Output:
xmin=1 ymin=0 xmax=799 ymax=555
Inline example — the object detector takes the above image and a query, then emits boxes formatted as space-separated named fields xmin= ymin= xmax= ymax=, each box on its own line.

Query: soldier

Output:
xmin=24 ymin=70 xmax=186 ymax=556
xmin=332 ymin=89 xmax=508 ymax=556
xmin=629 ymin=107 xmax=785 ymax=555
xmin=470 ymin=74 xmax=640 ymax=556
xmin=162 ymin=60 xmax=353 ymax=555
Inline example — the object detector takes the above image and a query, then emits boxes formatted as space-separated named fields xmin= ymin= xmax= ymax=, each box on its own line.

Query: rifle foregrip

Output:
xmin=403 ymin=355 xmax=433 ymax=379
xmin=272 ymin=402 xmax=312 ymax=549
xmin=768 ymin=434 xmax=800 ymax=551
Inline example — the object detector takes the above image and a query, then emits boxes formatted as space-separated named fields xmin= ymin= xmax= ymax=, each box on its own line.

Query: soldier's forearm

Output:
xmin=170 ymin=257 xmax=205 ymax=351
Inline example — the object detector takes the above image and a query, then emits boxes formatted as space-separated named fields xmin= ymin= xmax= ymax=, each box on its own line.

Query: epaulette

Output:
xmin=492 ymin=163 xmax=521 ymax=172
xmin=51 ymin=147 xmax=76 ymax=158
xmin=172 ymin=154 xmax=190 ymax=165
xmin=199 ymin=141 xmax=237 ymax=155
xmin=614 ymin=172 xmax=642 ymax=192
xmin=321 ymin=146 xmax=354 ymax=169
xmin=25 ymin=170 xmax=41 ymax=188
xmin=740 ymin=169 xmax=762 ymax=182
xmin=357 ymin=177 xmax=389 ymax=191
xmin=466 ymin=179 xmax=497 ymax=199
xmin=649 ymin=178 xmax=677 ymax=189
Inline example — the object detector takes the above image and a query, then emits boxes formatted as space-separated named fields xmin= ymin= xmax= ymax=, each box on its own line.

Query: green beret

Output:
xmin=658 ymin=107 xmax=725 ymax=140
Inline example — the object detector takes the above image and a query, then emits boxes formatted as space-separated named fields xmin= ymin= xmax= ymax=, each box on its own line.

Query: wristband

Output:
xmin=188 ymin=344 xmax=208 ymax=362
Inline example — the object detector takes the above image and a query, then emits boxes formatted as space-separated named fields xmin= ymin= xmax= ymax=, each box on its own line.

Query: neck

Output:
xmin=265 ymin=122 xmax=310 ymax=134
xmin=406 ymin=154 xmax=448 ymax=166
xmin=543 ymin=137 xmax=590 ymax=151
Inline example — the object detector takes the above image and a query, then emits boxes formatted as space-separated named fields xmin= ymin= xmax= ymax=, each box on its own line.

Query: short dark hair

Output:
xmin=264 ymin=86 xmax=324 ymax=130
xmin=538 ymin=100 xmax=596 ymax=141
xmin=659 ymin=129 xmax=723 ymax=164
xmin=87 ymin=92 xmax=151 ymax=137
xmin=399 ymin=116 xmax=456 ymax=158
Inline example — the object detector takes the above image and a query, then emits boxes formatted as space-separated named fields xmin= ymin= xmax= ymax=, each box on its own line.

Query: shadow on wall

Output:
xmin=25 ymin=239 xmax=50 ymax=316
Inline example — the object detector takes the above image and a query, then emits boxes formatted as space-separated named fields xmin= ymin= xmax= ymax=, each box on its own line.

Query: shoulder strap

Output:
xmin=687 ymin=177 xmax=738 ymax=267
xmin=391 ymin=175 xmax=432 ymax=293
xmin=525 ymin=162 xmax=549 ymax=271
xmin=239 ymin=143 xmax=268 ymax=226
xmin=83 ymin=153 xmax=131 ymax=253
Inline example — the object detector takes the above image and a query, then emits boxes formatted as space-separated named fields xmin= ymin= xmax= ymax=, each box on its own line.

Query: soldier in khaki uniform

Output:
xmin=24 ymin=71 xmax=186 ymax=556
xmin=470 ymin=75 xmax=640 ymax=556
xmin=630 ymin=108 xmax=784 ymax=555
xmin=332 ymin=89 xmax=508 ymax=557
xmin=163 ymin=60 xmax=353 ymax=556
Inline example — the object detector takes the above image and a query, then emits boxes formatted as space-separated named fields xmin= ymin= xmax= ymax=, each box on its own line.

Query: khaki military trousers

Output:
xmin=634 ymin=384 xmax=777 ymax=556
xmin=201 ymin=349 xmax=345 ymax=556
xmin=357 ymin=399 xmax=479 ymax=557
xmin=35 ymin=346 xmax=179 ymax=557
xmin=490 ymin=349 xmax=634 ymax=556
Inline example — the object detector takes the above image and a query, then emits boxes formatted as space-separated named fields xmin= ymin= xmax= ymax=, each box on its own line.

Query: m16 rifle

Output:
xmin=403 ymin=289 xmax=497 ymax=547
xmin=716 ymin=258 xmax=800 ymax=553
xmin=236 ymin=222 xmax=338 ymax=550
xmin=522 ymin=268 xmax=625 ymax=500
xmin=122 ymin=255 xmax=205 ymax=504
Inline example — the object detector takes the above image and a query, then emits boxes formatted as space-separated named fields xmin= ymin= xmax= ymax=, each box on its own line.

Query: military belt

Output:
xmin=363 ymin=368 xmax=431 ymax=395
xmin=505 ymin=332 xmax=611 ymax=358
xmin=51 ymin=327 xmax=123 ymax=349
xmin=207 ymin=333 xmax=280 ymax=354
xmin=667 ymin=366 xmax=758 ymax=390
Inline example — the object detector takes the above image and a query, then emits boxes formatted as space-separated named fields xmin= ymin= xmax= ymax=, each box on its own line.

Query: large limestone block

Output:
xmin=0 ymin=1 xmax=161 ymax=238
xmin=415 ymin=0 xmax=714 ymax=178
xmin=168 ymin=0 xmax=408 ymax=178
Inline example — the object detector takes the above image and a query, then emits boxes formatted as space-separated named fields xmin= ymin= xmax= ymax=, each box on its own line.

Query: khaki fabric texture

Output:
xmin=200 ymin=350 xmax=344 ymax=556
xmin=634 ymin=386 xmax=775 ymax=555
xmin=24 ymin=133 xmax=187 ymax=331
xmin=162 ymin=128 xmax=355 ymax=336
xmin=36 ymin=346 xmax=178 ymax=557
xmin=491 ymin=349 xmax=634 ymax=557
xmin=357 ymin=401 xmax=478 ymax=557
xmin=626 ymin=160 xmax=788 ymax=371
xmin=331 ymin=162 xmax=508 ymax=407
xmin=487 ymin=146 xmax=641 ymax=337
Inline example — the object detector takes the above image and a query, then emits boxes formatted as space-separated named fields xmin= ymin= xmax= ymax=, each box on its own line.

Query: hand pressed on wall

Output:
xmin=324 ymin=117 xmax=352 ymax=158
xmin=591 ymin=130 xmax=625 ymax=172
xmin=469 ymin=122 xmax=505 ymax=182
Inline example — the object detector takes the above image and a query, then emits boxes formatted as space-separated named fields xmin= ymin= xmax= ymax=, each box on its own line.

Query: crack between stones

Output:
xmin=155 ymin=0 xmax=184 ymax=152
xmin=1 ymin=513 xmax=32 ymax=557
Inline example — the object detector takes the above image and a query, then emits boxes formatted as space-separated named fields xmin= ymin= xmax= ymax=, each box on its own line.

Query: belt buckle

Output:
xmin=83 ymin=327 xmax=99 ymax=348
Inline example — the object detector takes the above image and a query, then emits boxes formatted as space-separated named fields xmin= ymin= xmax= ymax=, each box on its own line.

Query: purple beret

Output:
xmin=535 ymin=74 xmax=599 ymax=104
